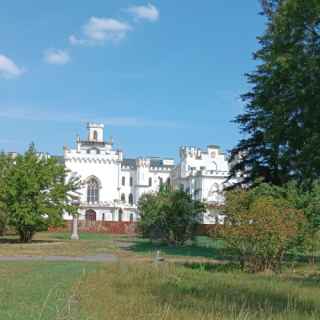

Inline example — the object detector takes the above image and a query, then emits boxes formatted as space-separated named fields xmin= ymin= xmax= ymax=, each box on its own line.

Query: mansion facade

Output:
xmin=63 ymin=123 xmax=233 ymax=224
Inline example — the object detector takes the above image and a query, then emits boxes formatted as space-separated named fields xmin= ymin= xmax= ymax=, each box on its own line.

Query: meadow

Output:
xmin=0 ymin=232 xmax=319 ymax=320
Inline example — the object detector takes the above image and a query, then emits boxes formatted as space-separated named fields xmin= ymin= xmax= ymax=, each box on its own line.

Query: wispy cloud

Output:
xmin=0 ymin=107 xmax=180 ymax=128
xmin=127 ymin=3 xmax=159 ymax=22
xmin=0 ymin=54 xmax=25 ymax=79
xmin=44 ymin=49 xmax=71 ymax=65
xmin=70 ymin=17 xmax=132 ymax=46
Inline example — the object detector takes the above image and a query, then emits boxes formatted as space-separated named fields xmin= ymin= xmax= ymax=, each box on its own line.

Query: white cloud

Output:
xmin=0 ymin=55 xmax=25 ymax=79
xmin=0 ymin=107 xmax=180 ymax=128
xmin=70 ymin=17 xmax=132 ymax=46
xmin=44 ymin=49 xmax=70 ymax=65
xmin=127 ymin=3 xmax=159 ymax=22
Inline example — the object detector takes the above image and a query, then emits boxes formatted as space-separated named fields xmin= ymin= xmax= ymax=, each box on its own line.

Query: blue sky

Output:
xmin=0 ymin=1 xmax=265 ymax=160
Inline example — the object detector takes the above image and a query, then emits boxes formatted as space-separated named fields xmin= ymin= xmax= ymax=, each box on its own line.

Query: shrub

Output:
xmin=138 ymin=187 xmax=206 ymax=245
xmin=219 ymin=185 xmax=306 ymax=272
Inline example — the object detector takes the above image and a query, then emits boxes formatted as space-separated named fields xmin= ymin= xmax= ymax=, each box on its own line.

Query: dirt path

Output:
xmin=0 ymin=254 xmax=118 ymax=262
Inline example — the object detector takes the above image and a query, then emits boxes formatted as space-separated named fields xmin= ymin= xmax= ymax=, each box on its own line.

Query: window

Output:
xmin=93 ymin=130 xmax=98 ymax=141
xmin=159 ymin=177 xmax=163 ymax=185
xmin=148 ymin=177 xmax=152 ymax=187
xmin=87 ymin=177 xmax=99 ymax=203
xmin=121 ymin=193 xmax=126 ymax=203
xmin=130 ymin=213 xmax=134 ymax=222
xmin=166 ymin=178 xmax=171 ymax=186
xmin=130 ymin=177 xmax=133 ymax=186
xmin=128 ymin=193 xmax=133 ymax=205
xmin=85 ymin=209 xmax=96 ymax=221
xmin=102 ymin=213 xmax=105 ymax=221
xmin=122 ymin=176 xmax=126 ymax=186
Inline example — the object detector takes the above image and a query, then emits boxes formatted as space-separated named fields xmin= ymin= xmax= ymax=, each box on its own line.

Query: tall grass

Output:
xmin=71 ymin=262 xmax=320 ymax=320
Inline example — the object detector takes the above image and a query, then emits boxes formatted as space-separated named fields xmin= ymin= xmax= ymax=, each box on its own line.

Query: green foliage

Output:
xmin=219 ymin=184 xmax=306 ymax=272
xmin=138 ymin=187 xmax=206 ymax=245
xmin=231 ymin=0 xmax=320 ymax=188
xmin=0 ymin=144 xmax=80 ymax=242
xmin=0 ymin=152 xmax=14 ymax=235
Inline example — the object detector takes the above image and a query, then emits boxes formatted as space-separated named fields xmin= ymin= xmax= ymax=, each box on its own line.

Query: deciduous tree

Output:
xmin=0 ymin=144 xmax=80 ymax=242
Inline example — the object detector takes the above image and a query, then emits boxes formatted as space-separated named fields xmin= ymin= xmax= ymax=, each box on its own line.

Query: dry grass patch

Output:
xmin=73 ymin=262 xmax=320 ymax=320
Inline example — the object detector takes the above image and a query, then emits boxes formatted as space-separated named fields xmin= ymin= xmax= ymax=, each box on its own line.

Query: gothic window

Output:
xmin=148 ymin=177 xmax=152 ymax=187
xmin=130 ymin=177 xmax=133 ymax=187
xmin=128 ymin=193 xmax=134 ymax=205
xmin=122 ymin=176 xmax=126 ymax=186
xmin=87 ymin=177 xmax=99 ymax=203
xmin=121 ymin=193 xmax=126 ymax=203
xmin=93 ymin=130 xmax=98 ymax=141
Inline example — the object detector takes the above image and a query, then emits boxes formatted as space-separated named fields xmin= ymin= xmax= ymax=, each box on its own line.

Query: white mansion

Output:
xmin=63 ymin=123 xmax=232 ymax=224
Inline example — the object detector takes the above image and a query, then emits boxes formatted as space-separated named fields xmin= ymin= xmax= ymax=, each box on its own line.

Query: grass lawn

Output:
xmin=0 ymin=232 xmax=320 ymax=319
xmin=0 ymin=261 xmax=319 ymax=320
xmin=0 ymin=232 xmax=229 ymax=262
xmin=0 ymin=261 xmax=103 ymax=320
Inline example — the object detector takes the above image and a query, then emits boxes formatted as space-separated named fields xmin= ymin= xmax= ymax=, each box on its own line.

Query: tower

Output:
xmin=87 ymin=123 xmax=104 ymax=143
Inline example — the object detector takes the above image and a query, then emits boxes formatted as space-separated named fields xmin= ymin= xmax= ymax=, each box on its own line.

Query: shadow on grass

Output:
xmin=153 ymin=271 xmax=320 ymax=318
xmin=181 ymin=261 xmax=241 ymax=272
xmin=126 ymin=238 xmax=235 ymax=260
xmin=0 ymin=238 xmax=58 ymax=244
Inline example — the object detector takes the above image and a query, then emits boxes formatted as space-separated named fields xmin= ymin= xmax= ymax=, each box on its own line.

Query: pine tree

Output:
xmin=231 ymin=0 xmax=320 ymax=188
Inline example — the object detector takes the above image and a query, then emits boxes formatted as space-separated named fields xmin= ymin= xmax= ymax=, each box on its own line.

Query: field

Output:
xmin=0 ymin=232 xmax=319 ymax=320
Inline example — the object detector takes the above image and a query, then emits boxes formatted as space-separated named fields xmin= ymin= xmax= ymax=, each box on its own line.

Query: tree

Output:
xmin=138 ymin=187 xmax=206 ymax=245
xmin=230 ymin=0 xmax=320 ymax=188
xmin=0 ymin=152 xmax=14 ymax=235
xmin=0 ymin=144 xmax=80 ymax=242
xmin=219 ymin=184 xmax=305 ymax=272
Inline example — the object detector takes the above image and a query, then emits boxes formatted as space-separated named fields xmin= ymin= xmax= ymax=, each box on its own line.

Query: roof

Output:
xmin=121 ymin=158 xmax=175 ymax=169
xmin=122 ymin=158 xmax=136 ymax=168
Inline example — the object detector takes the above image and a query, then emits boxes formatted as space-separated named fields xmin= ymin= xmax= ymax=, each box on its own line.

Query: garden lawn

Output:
xmin=0 ymin=232 xmax=229 ymax=262
xmin=0 ymin=261 xmax=102 ymax=320
xmin=1 ymin=260 xmax=320 ymax=320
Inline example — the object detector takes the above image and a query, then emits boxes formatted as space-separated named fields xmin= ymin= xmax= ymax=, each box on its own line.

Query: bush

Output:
xmin=138 ymin=187 xmax=206 ymax=245
xmin=219 ymin=185 xmax=306 ymax=272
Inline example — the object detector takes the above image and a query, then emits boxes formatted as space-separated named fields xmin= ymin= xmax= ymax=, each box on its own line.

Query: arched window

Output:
xmin=85 ymin=209 xmax=96 ymax=221
xmin=166 ymin=177 xmax=171 ymax=186
xmin=130 ymin=177 xmax=133 ymax=187
xmin=121 ymin=193 xmax=126 ymax=203
xmin=122 ymin=176 xmax=126 ymax=186
xmin=93 ymin=130 xmax=98 ymax=141
xmin=128 ymin=193 xmax=133 ymax=205
xmin=148 ymin=177 xmax=152 ymax=187
xmin=87 ymin=177 xmax=99 ymax=203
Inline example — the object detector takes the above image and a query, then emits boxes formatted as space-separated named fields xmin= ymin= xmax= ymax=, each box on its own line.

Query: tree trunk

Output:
xmin=19 ymin=229 xmax=35 ymax=243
